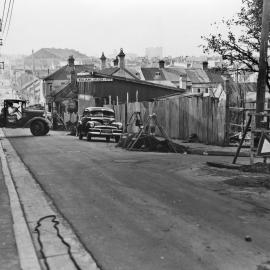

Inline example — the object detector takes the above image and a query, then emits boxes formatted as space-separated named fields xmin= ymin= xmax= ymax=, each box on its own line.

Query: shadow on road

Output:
xmin=77 ymin=137 xmax=117 ymax=144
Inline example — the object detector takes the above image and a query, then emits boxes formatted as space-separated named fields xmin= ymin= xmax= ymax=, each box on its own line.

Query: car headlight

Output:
xmin=89 ymin=121 xmax=95 ymax=128
xmin=118 ymin=123 xmax=123 ymax=129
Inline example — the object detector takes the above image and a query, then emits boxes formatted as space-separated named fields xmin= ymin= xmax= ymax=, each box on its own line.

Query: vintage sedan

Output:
xmin=77 ymin=107 xmax=123 ymax=142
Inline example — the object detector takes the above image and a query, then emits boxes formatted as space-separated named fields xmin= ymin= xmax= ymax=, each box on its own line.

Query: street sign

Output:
xmin=77 ymin=78 xmax=113 ymax=82
xmin=256 ymin=133 xmax=270 ymax=156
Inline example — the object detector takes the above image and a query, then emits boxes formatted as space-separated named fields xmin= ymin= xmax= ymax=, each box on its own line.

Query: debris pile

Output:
xmin=117 ymin=133 xmax=188 ymax=153
xmin=241 ymin=162 xmax=270 ymax=174
xmin=224 ymin=176 xmax=270 ymax=188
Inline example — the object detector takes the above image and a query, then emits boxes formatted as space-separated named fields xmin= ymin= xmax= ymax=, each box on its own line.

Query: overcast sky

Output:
xmin=2 ymin=0 xmax=243 ymax=57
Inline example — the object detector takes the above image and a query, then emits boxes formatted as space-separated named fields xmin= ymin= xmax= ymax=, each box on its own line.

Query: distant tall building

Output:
xmin=145 ymin=47 xmax=163 ymax=58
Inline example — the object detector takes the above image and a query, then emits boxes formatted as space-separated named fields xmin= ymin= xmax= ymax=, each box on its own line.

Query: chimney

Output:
xmin=159 ymin=60 xmax=165 ymax=69
xmin=118 ymin=48 xmax=125 ymax=69
xmin=100 ymin=52 xmax=106 ymax=70
xmin=67 ymin=55 xmax=76 ymax=85
xmin=113 ymin=57 xmax=119 ymax=67
xmin=202 ymin=61 xmax=208 ymax=70
xmin=68 ymin=55 xmax=75 ymax=67
xmin=179 ymin=75 xmax=187 ymax=89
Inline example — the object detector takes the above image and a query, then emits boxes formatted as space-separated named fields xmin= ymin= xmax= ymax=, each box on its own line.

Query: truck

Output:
xmin=0 ymin=99 xmax=51 ymax=136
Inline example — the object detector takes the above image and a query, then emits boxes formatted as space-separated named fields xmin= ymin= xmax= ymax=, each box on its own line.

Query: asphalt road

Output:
xmin=6 ymin=129 xmax=270 ymax=270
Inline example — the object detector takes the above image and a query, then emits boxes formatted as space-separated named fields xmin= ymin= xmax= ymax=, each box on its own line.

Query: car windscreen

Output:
xmin=84 ymin=110 xmax=115 ymax=118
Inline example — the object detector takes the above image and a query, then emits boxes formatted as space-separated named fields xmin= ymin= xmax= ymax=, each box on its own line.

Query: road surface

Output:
xmin=5 ymin=128 xmax=270 ymax=270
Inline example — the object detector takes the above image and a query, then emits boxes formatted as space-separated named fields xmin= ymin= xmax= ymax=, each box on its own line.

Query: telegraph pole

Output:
xmin=256 ymin=0 xmax=270 ymax=127
xmin=0 ymin=19 xmax=4 ymax=70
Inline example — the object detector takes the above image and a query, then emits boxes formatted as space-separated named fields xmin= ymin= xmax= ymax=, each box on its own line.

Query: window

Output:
xmin=198 ymin=88 xmax=201 ymax=93
xmin=83 ymin=110 xmax=115 ymax=118
xmin=155 ymin=72 xmax=160 ymax=76
xmin=205 ymin=88 xmax=208 ymax=93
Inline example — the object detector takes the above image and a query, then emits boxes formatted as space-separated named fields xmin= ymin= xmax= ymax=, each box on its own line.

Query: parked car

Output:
xmin=77 ymin=107 xmax=123 ymax=142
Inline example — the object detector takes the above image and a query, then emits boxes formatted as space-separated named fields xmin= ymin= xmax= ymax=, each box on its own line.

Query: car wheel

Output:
xmin=106 ymin=136 xmax=110 ymax=142
xmin=87 ymin=134 xmax=91 ymax=141
xmin=30 ymin=120 xmax=46 ymax=136
xmin=44 ymin=124 xmax=50 ymax=135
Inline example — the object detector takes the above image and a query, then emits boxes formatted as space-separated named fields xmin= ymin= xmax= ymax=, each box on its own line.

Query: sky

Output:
xmin=1 ymin=0 xmax=243 ymax=57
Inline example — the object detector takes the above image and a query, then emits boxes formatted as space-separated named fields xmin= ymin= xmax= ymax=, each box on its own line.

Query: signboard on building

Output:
xmin=77 ymin=72 xmax=91 ymax=76
xmin=77 ymin=78 xmax=113 ymax=82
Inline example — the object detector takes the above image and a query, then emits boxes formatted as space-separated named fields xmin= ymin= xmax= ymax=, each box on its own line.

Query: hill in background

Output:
xmin=24 ymin=48 xmax=92 ymax=70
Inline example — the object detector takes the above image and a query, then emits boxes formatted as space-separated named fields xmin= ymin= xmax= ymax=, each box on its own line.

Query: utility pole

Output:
xmin=0 ymin=19 xmax=4 ymax=70
xmin=256 ymin=0 xmax=270 ymax=127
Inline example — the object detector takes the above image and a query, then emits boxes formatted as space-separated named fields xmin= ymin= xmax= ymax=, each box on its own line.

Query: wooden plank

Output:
xmin=208 ymin=97 xmax=213 ymax=144
xmin=217 ymin=99 xmax=226 ymax=145
xmin=201 ymin=97 xmax=206 ymax=143
xmin=178 ymin=97 xmax=184 ymax=139
xmin=213 ymin=99 xmax=219 ymax=144
xmin=194 ymin=97 xmax=200 ymax=140
xmin=184 ymin=97 xmax=189 ymax=139
xmin=198 ymin=97 xmax=204 ymax=142
xmin=187 ymin=98 xmax=192 ymax=137
xmin=140 ymin=102 xmax=147 ymax=124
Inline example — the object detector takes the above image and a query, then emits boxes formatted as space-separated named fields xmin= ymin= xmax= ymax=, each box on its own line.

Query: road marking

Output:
xmin=0 ymin=128 xmax=100 ymax=270
xmin=0 ymin=128 xmax=41 ymax=270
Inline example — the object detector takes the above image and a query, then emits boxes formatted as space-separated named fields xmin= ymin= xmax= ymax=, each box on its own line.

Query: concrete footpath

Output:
xmin=0 ymin=129 xmax=99 ymax=270
xmin=0 ymin=161 xmax=20 ymax=270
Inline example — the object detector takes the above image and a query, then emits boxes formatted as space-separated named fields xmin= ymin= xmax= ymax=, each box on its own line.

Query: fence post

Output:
xmin=224 ymin=79 xmax=230 ymax=145
xmin=125 ymin=92 xmax=129 ymax=128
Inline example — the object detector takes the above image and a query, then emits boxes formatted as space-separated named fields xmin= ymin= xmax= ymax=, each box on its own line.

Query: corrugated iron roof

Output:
xmin=186 ymin=69 xmax=209 ymax=83
xmin=141 ymin=68 xmax=166 ymax=80
xmin=100 ymin=67 xmax=119 ymax=76
xmin=43 ymin=65 xmax=94 ymax=81
xmin=53 ymin=83 xmax=77 ymax=101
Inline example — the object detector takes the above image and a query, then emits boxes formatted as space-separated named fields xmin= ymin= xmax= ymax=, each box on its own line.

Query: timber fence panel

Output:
xmin=169 ymin=98 xmax=180 ymax=138
xmin=120 ymin=104 xmax=126 ymax=125
xmin=212 ymin=98 xmax=218 ymax=144
xmin=188 ymin=97 xmax=196 ymax=137
xmin=114 ymin=105 xmax=120 ymax=122
xmin=196 ymin=97 xmax=204 ymax=138
xmin=178 ymin=97 xmax=184 ymax=139
xmin=201 ymin=97 xmax=207 ymax=143
xmin=217 ymin=99 xmax=226 ymax=145
xmin=165 ymin=100 xmax=171 ymax=137
xmin=207 ymin=97 xmax=213 ymax=144
xmin=113 ymin=95 xmax=226 ymax=145
xmin=179 ymin=97 xmax=187 ymax=139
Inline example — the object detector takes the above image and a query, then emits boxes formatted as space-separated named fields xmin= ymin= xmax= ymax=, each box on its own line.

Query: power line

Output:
xmin=3 ymin=0 xmax=12 ymax=34
xmin=1 ymin=0 xmax=7 ymax=32
xmin=4 ymin=0 xmax=14 ymax=39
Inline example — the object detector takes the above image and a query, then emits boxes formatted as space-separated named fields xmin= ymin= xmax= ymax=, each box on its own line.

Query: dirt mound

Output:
xmin=241 ymin=162 xmax=270 ymax=174
xmin=224 ymin=176 xmax=270 ymax=189
xmin=117 ymin=133 xmax=188 ymax=153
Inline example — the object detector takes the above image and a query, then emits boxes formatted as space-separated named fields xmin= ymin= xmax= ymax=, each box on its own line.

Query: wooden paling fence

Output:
xmin=110 ymin=95 xmax=227 ymax=146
